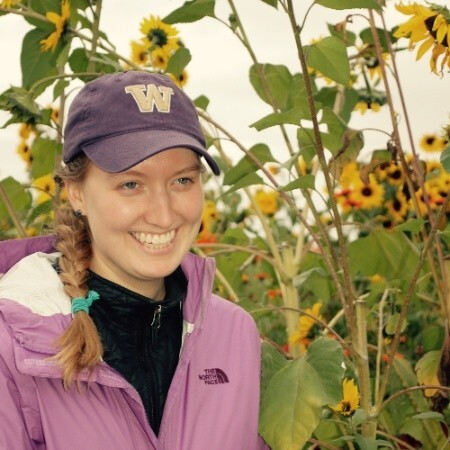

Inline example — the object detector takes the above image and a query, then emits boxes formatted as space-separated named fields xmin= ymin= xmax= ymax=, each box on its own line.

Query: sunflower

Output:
xmin=376 ymin=161 xmax=405 ymax=186
xmin=354 ymin=99 xmax=381 ymax=114
xmin=130 ymin=40 xmax=150 ymax=66
xmin=386 ymin=191 xmax=410 ymax=222
xmin=140 ymin=16 xmax=179 ymax=54
xmin=18 ymin=123 xmax=34 ymax=139
xmin=32 ymin=173 xmax=56 ymax=204
xmin=168 ymin=69 xmax=189 ymax=88
xmin=349 ymin=175 xmax=385 ymax=210
xmin=329 ymin=378 xmax=360 ymax=416
xmin=16 ymin=139 xmax=32 ymax=165
xmin=394 ymin=2 xmax=450 ymax=75
xmin=339 ymin=161 xmax=360 ymax=188
xmin=40 ymin=0 xmax=70 ymax=52
xmin=253 ymin=188 xmax=279 ymax=216
xmin=151 ymin=47 xmax=169 ymax=70
xmin=289 ymin=303 xmax=323 ymax=352
xmin=1 ymin=0 xmax=19 ymax=7
xmin=419 ymin=133 xmax=447 ymax=152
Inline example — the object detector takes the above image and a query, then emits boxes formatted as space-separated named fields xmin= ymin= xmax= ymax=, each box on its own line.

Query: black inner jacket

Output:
xmin=87 ymin=267 xmax=187 ymax=435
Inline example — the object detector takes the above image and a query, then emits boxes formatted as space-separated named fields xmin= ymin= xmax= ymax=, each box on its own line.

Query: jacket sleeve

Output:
xmin=0 ymin=318 xmax=38 ymax=450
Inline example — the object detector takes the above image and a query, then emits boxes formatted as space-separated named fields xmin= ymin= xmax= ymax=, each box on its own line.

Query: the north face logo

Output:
xmin=199 ymin=368 xmax=229 ymax=385
xmin=124 ymin=83 xmax=174 ymax=113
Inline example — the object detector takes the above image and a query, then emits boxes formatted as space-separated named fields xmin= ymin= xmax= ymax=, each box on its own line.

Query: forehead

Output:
xmin=88 ymin=147 xmax=202 ymax=178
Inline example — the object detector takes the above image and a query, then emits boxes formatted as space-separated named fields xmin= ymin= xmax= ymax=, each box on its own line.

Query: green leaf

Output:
xmin=0 ymin=177 xmax=32 ymax=220
xmin=394 ymin=218 xmax=426 ymax=233
xmin=412 ymin=411 xmax=445 ymax=421
xmin=30 ymin=137 xmax=60 ymax=179
xmin=259 ymin=0 xmax=278 ymax=8
xmin=223 ymin=144 xmax=275 ymax=185
xmin=261 ymin=341 xmax=289 ymax=394
xmin=360 ymin=27 xmax=391 ymax=51
xmin=327 ymin=22 xmax=356 ymax=46
xmin=0 ymin=87 xmax=42 ymax=126
xmin=163 ymin=0 xmax=215 ymax=24
xmin=316 ymin=0 xmax=381 ymax=10
xmin=440 ymin=145 xmax=450 ymax=172
xmin=21 ymin=28 xmax=58 ymax=88
xmin=306 ymin=36 xmax=350 ymax=85
xmin=348 ymin=229 xmax=420 ymax=281
xmin=278 ymin=174 xmax=316 ymax=191
xmin=305 ymin=337 xmax=345 ymax=404
xmin=26 ymin=200 xmax=54 ymax=225
xmin=259 ymin=357 xmax=326 ymax=450
xmin=220 ymin=173 xmax=263 ymax=197
xmin=165 ymin=47 xmax=191 ymax=77
xmin=194 ymin=95 xmax=209 ymax=110
xmin=249 ymin=64 xmax=308 ymax=112
xmin=385 ymin=313 xmax=408 ymax=335
xmin=250 ymin=105 xmax=312 ymax=131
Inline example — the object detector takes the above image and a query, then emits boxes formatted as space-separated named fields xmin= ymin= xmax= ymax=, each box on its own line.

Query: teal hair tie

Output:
xmin=71 ymin=290 xmax=100 ymax=314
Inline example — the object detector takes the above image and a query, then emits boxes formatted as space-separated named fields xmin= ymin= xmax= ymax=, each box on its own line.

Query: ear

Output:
xmin=65 ymin=179 xmax=85 ymax=214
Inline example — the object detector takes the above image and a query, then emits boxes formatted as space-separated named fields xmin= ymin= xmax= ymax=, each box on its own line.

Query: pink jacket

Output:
xmin=0 ymin=235 xmax=268 ymax=449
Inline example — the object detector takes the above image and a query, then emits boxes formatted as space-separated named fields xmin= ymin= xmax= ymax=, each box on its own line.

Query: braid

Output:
xmin=52 ymin=155 xmax=103 ymax=388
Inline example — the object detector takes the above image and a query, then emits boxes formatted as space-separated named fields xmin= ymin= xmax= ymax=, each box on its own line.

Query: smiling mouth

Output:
xmin=131 ymin=230 xmax=175 ymax=248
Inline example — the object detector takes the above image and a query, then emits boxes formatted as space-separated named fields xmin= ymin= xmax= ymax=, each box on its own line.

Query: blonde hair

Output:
xmin=53 ymin=155 xmax=103 ymax=388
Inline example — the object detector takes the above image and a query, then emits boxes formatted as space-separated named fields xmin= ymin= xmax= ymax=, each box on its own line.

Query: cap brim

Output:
xmin=81 ymin=130 xmax=220 ymax=175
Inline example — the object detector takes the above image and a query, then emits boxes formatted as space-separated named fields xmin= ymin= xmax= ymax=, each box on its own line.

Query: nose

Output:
xmin=143 ymin=187 xmax=175 ymax=229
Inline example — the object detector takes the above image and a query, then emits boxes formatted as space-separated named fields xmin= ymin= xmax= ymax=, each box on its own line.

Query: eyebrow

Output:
xmin=116 ymin=163 xmax=203 ymax=178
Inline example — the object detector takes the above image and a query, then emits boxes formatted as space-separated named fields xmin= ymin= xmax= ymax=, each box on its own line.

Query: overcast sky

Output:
xmin=1 ymin=0 xmax=449 ymax=183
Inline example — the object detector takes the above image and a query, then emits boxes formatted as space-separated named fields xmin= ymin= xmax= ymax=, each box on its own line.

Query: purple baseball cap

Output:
xmin=63 ymin=71 xmax=220 ymax=175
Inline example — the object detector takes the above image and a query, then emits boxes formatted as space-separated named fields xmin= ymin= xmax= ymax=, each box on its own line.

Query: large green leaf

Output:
xmin=166 ymin=47 xmax=191 ymax=77
xmin=250 ymin=64 xmax=298 ymax=111
xmin=261 ymin=341 xmax=289 ymax=394
xmin=316 ymin=0 xmax=381 ymax=10
xmin=220 ymin=173 xmax=263 ymax=197
xmin=250 ymin=105 xmax=313 ymax=131
xmin=21 ymin=28 xmax=58 ymax=88
xmin=306 ymin=36 xmax=350 ymax=86
xmin=259 ymin=357 xmax=326 ymax=450
xmin=223 ymin=144 xmax=276 ymax=185
xmin=440 ymin=145 xmax=450 ymax=172
xmin=0 ymin=177 xmax=32 ymax=220
xmin=278 ymin=174 xmax=316 ymax=191
xmin=31 ymin=137 xmax=61 ymax=179
xmin=348 ymin=229 xmax=420 ymax=281
xmin=259 ymin=338 xmax=344 ymax=450
xmin=163 ymin=0 xmax=215 ymax=24
xmin=305 ymin=337 xmax=345 ymax=404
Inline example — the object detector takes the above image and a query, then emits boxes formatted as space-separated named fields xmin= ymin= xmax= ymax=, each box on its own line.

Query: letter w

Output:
xmin=124 ymin=84 xmax=174 ymax=113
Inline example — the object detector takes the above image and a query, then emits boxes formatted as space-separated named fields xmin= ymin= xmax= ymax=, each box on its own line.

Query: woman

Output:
xmin=0 ymin=71 xmax=268 ymax=449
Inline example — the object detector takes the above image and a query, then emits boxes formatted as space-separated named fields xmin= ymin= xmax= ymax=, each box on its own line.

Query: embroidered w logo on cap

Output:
xmin=125 ymin=84 xmax=174 ymax=113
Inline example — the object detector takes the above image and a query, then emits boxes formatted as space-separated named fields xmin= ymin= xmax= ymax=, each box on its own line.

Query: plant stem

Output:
xmin=0 ymin=184 xmax=26 ymax=238
xmin=285 ymin=0 xmax=357 ymax=343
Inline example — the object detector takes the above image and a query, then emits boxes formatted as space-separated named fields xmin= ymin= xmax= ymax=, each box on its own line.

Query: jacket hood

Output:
xmin=0 ymin=235 xmax=216 ymax=362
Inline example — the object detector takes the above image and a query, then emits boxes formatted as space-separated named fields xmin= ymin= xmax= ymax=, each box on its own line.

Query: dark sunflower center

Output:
xmin=148 ymin=28 xmax=168 ymax=47
xmin=341 ymin=401 xmax=352 ymax=413
xmin=389 ymin=169 xmax=402 ymax=179
xmin=426 ymin=136 xmax=436 ymax=145
xmin=425 ymin=15 xmax=449 ymax=47
xmin=362 ymin=187 xmax=373 ymax=197
xmin=393 ymin=198 xmax=402 ymax=211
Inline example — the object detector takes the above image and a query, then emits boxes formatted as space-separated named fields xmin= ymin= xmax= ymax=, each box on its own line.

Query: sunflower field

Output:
xmin=1 ymin=0 xmax=450 ymax=449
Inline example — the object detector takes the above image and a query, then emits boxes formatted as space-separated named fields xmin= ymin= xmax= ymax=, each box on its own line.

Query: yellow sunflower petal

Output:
xmin=416 ymin=36 xmax=434 ymax=60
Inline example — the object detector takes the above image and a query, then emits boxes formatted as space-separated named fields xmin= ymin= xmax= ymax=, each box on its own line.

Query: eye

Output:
xmin=122 ymin=181 xmax=139 ymax=190
xmin=176 ymin=177 xmax=193 ymax=185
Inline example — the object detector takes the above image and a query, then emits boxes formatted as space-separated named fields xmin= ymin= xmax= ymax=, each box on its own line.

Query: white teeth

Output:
xmin=132 ymin=230 xmax=175 ymax=246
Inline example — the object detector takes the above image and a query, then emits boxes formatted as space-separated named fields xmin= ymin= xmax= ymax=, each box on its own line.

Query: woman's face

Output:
xmin=66 ymin=147 xmax=204 ymax=298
